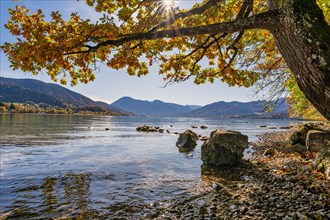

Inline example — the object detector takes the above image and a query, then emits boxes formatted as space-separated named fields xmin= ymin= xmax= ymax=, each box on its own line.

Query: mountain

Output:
xmin=110 ymin=96 xmax=201 ymax=116
xmin=181 ymin=99 xmax=289 ymax=118
xmin=0 ymin=77 xmax=128 ymax=115
xmin=96 ymin=101 xmax=132 ymax=115
xmin=0 ymin=77 xmax=289 ymax=117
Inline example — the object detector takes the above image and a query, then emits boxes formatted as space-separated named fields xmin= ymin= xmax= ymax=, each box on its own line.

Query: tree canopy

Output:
xmin=1 ymin=0 xmax=330 ymax=119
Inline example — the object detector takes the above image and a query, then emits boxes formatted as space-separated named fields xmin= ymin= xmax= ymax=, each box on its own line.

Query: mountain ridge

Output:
xmin=179 ymin=99 xmax=288 ymax=118
xmin=110 ymin=96 xmax=201 ymax=117
xmin=0 ymin=77 xmax=289 ymax=118
xmin=0 ymin=77 xmax=128 ymax=115
xmin=110 ymin=97 xmax=288 ymax=118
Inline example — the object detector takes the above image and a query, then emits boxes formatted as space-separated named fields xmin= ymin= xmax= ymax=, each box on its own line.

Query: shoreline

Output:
xmin=208 ymin=127 xmax=330 ymax=219
xmin=156 ymin=126 xmax=330 ymax=220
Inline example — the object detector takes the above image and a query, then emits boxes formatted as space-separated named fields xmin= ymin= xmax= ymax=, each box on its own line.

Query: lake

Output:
xmin=0 ymin=114 xmax=296 ymax=219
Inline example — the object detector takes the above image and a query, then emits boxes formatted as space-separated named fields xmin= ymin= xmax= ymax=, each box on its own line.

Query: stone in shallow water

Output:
xmin=201 ymin=130 xmax=248 ymax=166
xmin=176 ymin=129 xmax=198 ymax=152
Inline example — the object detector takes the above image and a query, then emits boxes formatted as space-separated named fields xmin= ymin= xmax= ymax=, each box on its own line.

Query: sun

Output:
xmin=162 ymin=0 xmax=176 ymax=10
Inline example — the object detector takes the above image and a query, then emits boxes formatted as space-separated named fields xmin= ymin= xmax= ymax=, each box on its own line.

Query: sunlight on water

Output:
xmin=0 ymin=114 xmax=295 ymax=219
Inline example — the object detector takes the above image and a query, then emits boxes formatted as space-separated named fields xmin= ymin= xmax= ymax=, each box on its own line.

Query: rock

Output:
xmin=316 ymin=148 xmax=330 ymax=179
xmin=286 ymin=143 xmax=306 ymax=154
xmin=306 ymin=130 xmax=330 ymax=152
xmin=289 ymin=124 xmax=323 ymax=145
xmin=191 ymin=125 xmax=197 ymax=129
xmin=268 ymin=197 xmax=276 ymax=203
xmin=279 ymin=126 xmax=290 ymax=129
xmin=136 ymin=125 xmax=160 ymax=132
xmin=301 ymin=165 xmax=312 ymax=171
xmin=282 ymin=216 xmax=293 ymax=220
xmin=290 ymin=131 xmax=303 ymax=145
xmin=199 ymin=205 xmax=208 ymax=215
xmin=201 ymin=125 xmax=208 ymax=129
xmin=199 ymin=136 xmax=209 ymax=141
xmin=105 ymin=128 xmax=110 ymax=131
xmin=210 ymin=206 xmax=217 ymax=213
xmin=263 ymin=148 xmax=276 ymax=157
xmin=259 ymin=125 xmax=267 ymax=128
xmin=159 ymin=129 xmax=164 ymax=133
xmin=176 ymin=129 xmax=198 ymax=151
xmin=201 ymin=130 xmax=248 ymax=166
xmin=240 ymin=206 xmax=248 ymax=214
xmin=268 ymin=127 xmax=277 ymax=129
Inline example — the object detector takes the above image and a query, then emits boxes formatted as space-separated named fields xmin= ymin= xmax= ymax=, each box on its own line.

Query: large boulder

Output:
xmin=289 ymin=124 xmax=322 ymax=145
xmin=176 ymin=129 xmax=198 ymax=152
xmin=306 ymin=130 xmax=330 ymax=152
xmin=201 ymin=130 xmax=248 ymax=166
xmin=317 ymin=149 xmax=330 ymax=179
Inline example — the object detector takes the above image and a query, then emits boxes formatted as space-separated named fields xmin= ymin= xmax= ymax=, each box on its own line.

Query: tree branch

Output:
xmin=149 ymin=0 xmax=222 ymax=32
xmin=83 ymin=10 xmax=280 ymax=53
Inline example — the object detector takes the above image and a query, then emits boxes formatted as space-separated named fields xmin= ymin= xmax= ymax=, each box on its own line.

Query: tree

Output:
xmin=286 ymin=76 xmax=324 ymax=120
xmin=1 ymin=0 xmax=330 ymax=119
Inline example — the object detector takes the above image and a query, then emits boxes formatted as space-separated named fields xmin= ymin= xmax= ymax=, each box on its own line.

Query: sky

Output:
xmin=0 ymin=0 xmax=254 ymax=105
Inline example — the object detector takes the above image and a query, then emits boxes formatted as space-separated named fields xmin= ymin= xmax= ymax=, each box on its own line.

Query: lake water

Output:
xmin=0 ymin=114 xmax=296 ymax=219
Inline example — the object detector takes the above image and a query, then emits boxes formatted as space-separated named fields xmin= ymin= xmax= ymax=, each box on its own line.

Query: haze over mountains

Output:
xmin=111 ymin=96 xmax=201 ymax=117
xmin=110 ymin=97 xmax=288 ymax=118
xmin=180 ymin=100 xmax=288 ymax=118
xmin=0 ymin=77 xmax=289 ymax=117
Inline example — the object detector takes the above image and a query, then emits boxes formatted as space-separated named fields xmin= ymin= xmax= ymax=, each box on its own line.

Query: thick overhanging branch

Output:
xmin=149 ymin=0 xmax=222 ymax=32
xmin=80 ymin=10 xmax=280 ymax=54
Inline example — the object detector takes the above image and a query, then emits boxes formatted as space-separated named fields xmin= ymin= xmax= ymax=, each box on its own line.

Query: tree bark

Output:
xmin=270 ymin=0 xmax=330 ymax=120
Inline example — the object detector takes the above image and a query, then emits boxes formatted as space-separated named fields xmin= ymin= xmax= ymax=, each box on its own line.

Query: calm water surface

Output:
xmin=0 ymin=114 xmax=296 ymax=219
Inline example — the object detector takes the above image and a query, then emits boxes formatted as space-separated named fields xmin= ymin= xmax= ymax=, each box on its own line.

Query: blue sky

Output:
xmin=0 ymin=0 xmax=253 ymax=105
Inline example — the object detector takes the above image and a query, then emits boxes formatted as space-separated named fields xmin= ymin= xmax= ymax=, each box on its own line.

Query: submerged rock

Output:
xmin=200 ymin=125 xmax=208 ymax=129
xmin=201 ymin=130 xmax=248 ymax=166
xmin=176 ymin=129 xmax=198 ymax=152
xmin=306 ymin=130 xmax=330 ymax=152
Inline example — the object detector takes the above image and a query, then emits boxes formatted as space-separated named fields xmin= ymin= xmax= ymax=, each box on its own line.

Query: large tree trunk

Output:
xmin=270 ymin=0 xmax=330 ymax=120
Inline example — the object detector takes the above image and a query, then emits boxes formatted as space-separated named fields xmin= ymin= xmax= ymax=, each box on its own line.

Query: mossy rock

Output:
xmin=317 ymin=149 xmax=330 ymax=179
xmin=289 ymin=123 xmax=323 ymax=145
xmin=201 ymin=130 xmax=248 ymax=166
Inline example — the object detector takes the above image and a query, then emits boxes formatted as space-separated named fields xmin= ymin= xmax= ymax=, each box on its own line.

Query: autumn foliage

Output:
xmin=1 ymin=0 xmax=329 ymax=119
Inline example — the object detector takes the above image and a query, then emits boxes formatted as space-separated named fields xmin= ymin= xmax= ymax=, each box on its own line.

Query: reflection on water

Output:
xmin=3 ymin=172 xmax=91 ymax=219
xmin=0 ymin=114 xmax=295 ymax=219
